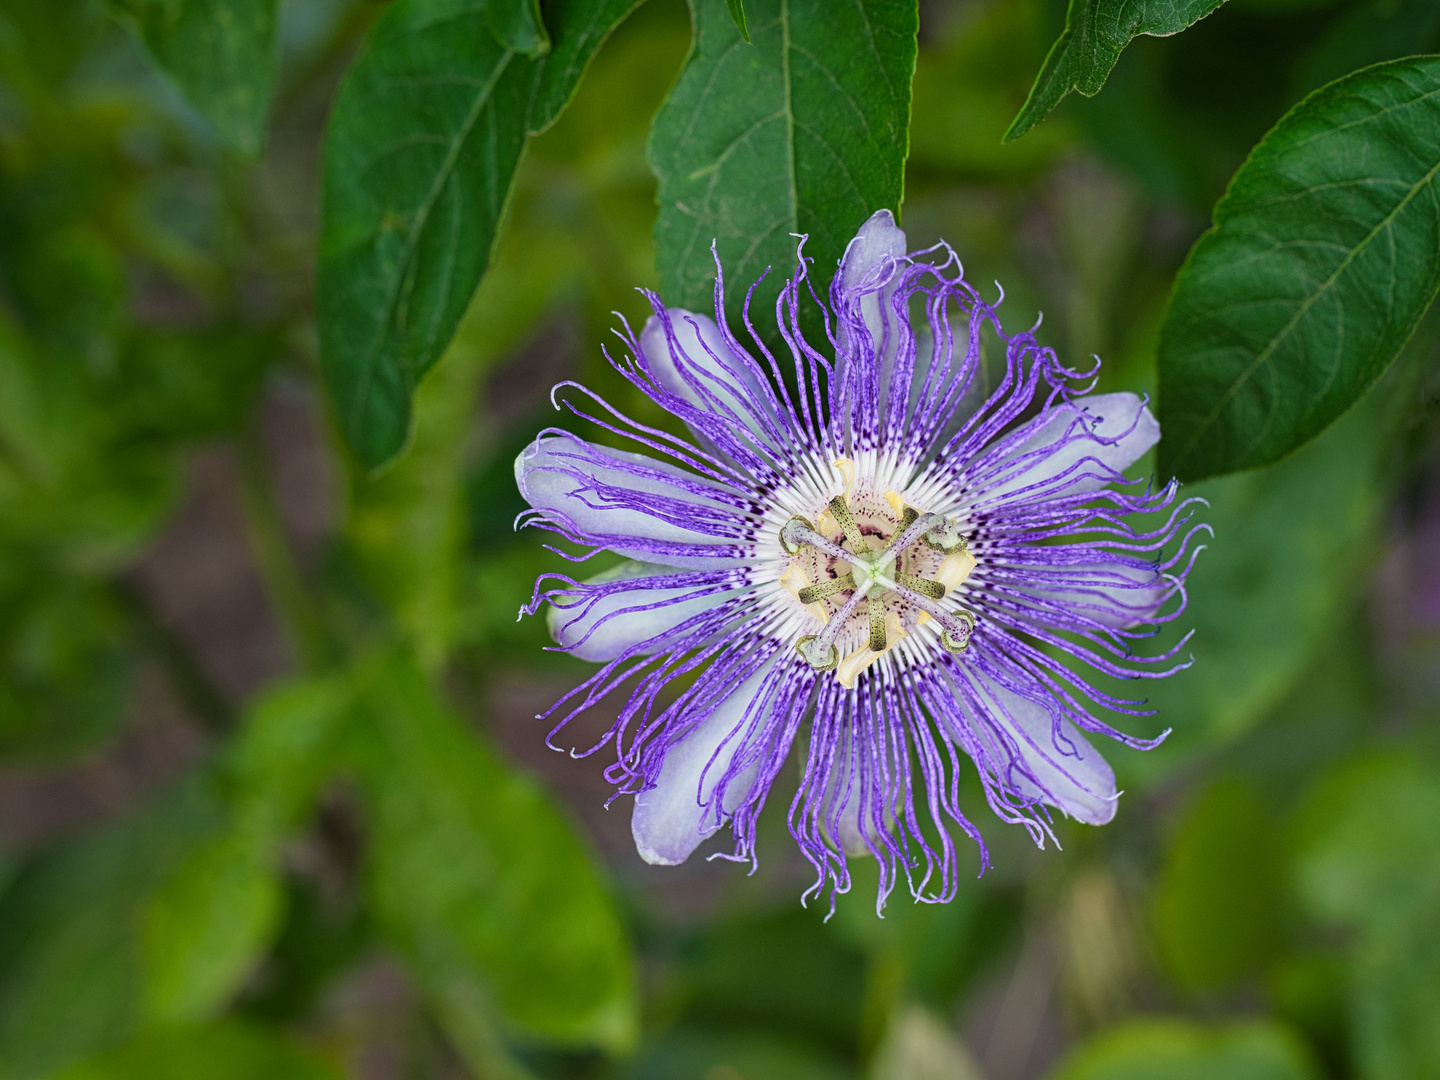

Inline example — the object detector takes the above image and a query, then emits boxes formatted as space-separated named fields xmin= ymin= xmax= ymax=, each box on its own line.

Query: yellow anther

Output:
xmin=934 ymin=549 xmax=977 ymax=593
xmin=883 ymin=490 xmax=907 ymax=516
xmin=836 ymin=613 xmax=907 ymax=690
xmin=780 ymin=563 xmax=829 ymax=625
xmin=816 ymin=458 xmax=856 ymax=535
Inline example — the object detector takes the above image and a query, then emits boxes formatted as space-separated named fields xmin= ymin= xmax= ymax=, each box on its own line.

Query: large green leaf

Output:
xmin=346 ymin=654 xmax=636 ymax=1052
xmin=347 ymin=213 xmax=579 ymax=671
xmin=107 ymin=0 xmax=278 ymax=154
xmin=1152 ymin=780 xmax=1283 ymax=990
xmin=0 ymin=786 xmax=217 ymax=1080
xmin=1293 ymin=753 xmax=1440 ymax=1080
xmin=1049 ymin=1020 xmax=1320 ymax=1080
xmin=650 ymin=0 xmax=917 ymax=324
xmin=138 ymin=677 xmax=353 ymax=1024
xmin=1157 ymin=56 xmax=1440 ymax=482
xmin=317 ymin=0 xmax=638 ymax=470
xmin=488 ymin=0 xmax=551 ymax=57
xmin=1004 ymin=0 xmax=1226 ymax=143
xmin=52 ymin=1023 xmax=339 ymax=1080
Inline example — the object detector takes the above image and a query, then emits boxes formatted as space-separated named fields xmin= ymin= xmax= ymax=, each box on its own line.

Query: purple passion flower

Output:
xmin=516 ymin=211 xmax=1203 ymax=909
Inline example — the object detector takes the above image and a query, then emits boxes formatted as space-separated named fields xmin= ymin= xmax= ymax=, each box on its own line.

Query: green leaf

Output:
xmin=724 ymin=0 xmax=750 ymax=43
xmin=488 ymin=0 xmax=551 ymax=57
xmin=631 ymin=1030 xmax=851 ymax=1080
xmin=650 ymin=0 xmax=917 ymax=324
xmin=1293 ymin=752 xmax=1440 ymax=931
xmin=347 ymin=218 xmax=578 ymax=670
xmin=317 ymin=0 xmax=638 ymax=470
xmin=346 ymin=653 xmax=636 ymax=1051
xmin=0 ymin=786 xmax=217 ymax=1079
xmin=52 ymin=1022 xmax=340 ymax=1080
xmin=1152 ymin=780 xmax=1283 ymax=990
xmin=1004 ymin=0 xmax=1227 ymax=143
xmin=139 ymin=677 xmax=353 ymax=1024
xmin=1157 ymin=56 xmax=1440 ymax=482
xmin=1293 ymin=752 xmax=1440 ymax=1080
xmin=106 ymin=0 xmax=278 ymax=154
xmin=1353 ymin=902 xmax=1440 ymax=1080
xmin=1118 ymin=384 xmax=1389 ymax=773
xmin=1049 ymin=1020 xmax=1321 ymax=1080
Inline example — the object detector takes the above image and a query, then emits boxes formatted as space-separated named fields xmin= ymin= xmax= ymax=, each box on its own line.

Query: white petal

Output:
xmin=965 ymin=673 xmax=1118 ymax=825
xmin=631 ymin=661 xmax=774 ymax=865
xmin=639 ymin=310 xmax=778 ymax=443
xmin=515 ymin=433 xmax=745 ymax=570
xmin=839 ymin=209 xmax=908 ymax=296
xmin=837 ymin=210 xmax=909 ymax=403
xmin=980 ymin=393 xmax=1159 ymax=504
xmin=1028 ymin=560 xmax=1167 ymax=630
xmin=547 ymin=561 xmax=738 ymax=662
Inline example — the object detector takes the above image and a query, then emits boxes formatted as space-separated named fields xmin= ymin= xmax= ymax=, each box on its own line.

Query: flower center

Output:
xmin=778 ymin=483 xmax=978 ymax=687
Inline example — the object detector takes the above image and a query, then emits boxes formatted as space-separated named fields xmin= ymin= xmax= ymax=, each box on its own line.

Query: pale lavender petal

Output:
xmin=547 ymin=561 xmax=739 ymax=662
xmin=515 ymin=432 xmax=753 ymax=570
xmin=979 ymin=393 xmax=1159 ymax=504
xmin=631 ymin=661 xmax=774 ymax=865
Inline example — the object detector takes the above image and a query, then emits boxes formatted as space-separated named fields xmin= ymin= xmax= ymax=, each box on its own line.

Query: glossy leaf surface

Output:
xmin=1006 ymin=0 xmax=1226 ymax=142
xmin=1158 ymin=56 xmax=1440 ymax=481
xmin=650 ymin=0 xmax=917 ymax=322
xmin=318 ymin=0 xmax=637 ymax=469
xmin=347 ymin=654 xmax=636 ymax=1050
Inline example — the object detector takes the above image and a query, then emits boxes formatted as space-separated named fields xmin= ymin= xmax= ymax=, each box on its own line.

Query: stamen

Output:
xmin=894 ymin=572 xmax=945 ymax=600
xmin=779 ymin=563 xmax=829 ymax=623
xmin=797 ymin=573 xmax=856 ymax=605
xmin=933 ymin=549 xmax=977 ymax=592
xmin=828 ymin=495 xmax=866 ymax=552
xmin=868 ymin=592 xmax=887 ymax=651
xmin=885 ymin=509 xmax=945 ymax=554
xmin=836 ymin=613 xmax=907 ymax=690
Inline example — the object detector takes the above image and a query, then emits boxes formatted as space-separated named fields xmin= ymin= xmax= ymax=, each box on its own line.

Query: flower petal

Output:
xmin=979 ymin=393 xmax=1159 ymax=504
xmin=1027 ymin=560 xmax=1169 ymax=631
xmin=964 ymin=673 xmax=1118 ymax=825
xmin=631 ymin=661 xmax=774 ymax=865
xmin=547 ymin=561 xmax=739 ymax=662
xmin=515 ymin=433 xmax=751 ymax=570
xmin=639 ymin=309 xmax=779 ymax=445
xmin=836 ymin=209 xmax=908 ymax=383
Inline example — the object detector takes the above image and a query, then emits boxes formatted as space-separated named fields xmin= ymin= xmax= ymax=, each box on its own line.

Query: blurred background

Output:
xmin=1 ymin=0 xmax=1439 ymax=1078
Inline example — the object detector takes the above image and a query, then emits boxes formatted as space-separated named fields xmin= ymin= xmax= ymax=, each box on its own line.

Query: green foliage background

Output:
xmin=0 ymin=0 xmax=1437 ymax=1078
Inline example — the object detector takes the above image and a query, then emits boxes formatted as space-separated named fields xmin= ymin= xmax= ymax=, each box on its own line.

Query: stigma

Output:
xmin=778 ymin=463 xmax=977 ymax=687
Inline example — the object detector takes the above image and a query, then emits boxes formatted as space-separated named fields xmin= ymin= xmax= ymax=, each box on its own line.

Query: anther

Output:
xmin=894 ymin=572 xmax=946 ymax=600
xmin=868 ymin=593 xmax=887 ymax=652
xmin=828 ymin=495 xmax=867 ymax=552
xmin=797 ymin=573 xmax=856 ymax=605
